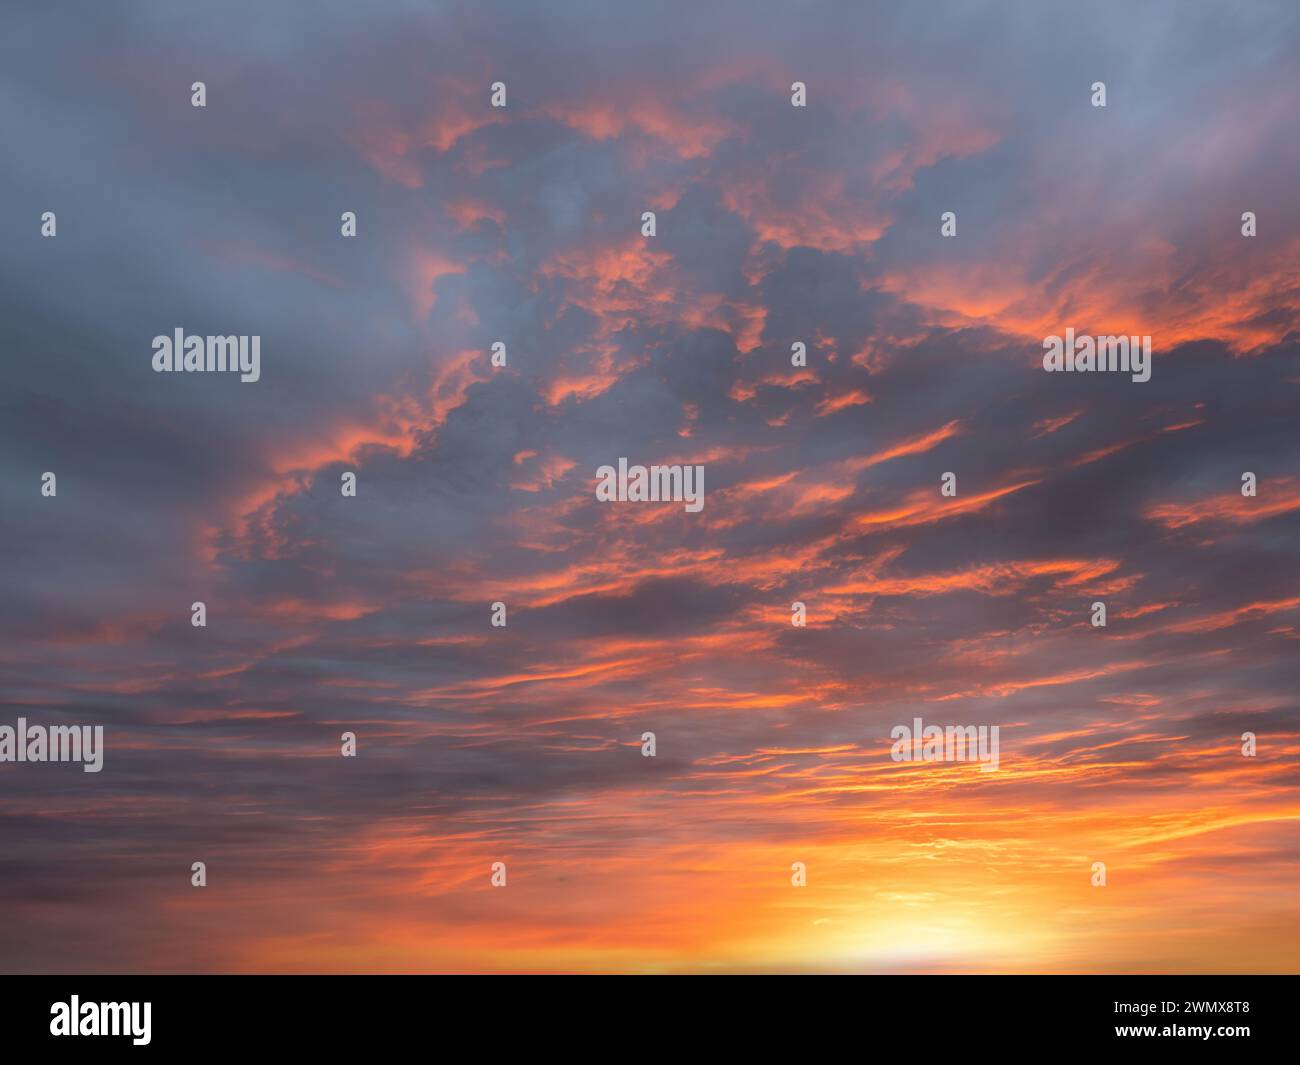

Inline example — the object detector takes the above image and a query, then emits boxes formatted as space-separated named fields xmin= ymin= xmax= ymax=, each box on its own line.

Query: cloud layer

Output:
xmin=2 ymin=0 xmax=1298 ymax=972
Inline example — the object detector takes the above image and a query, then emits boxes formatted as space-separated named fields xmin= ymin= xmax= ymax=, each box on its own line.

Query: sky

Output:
xmin=1 ymin=0 xmax=1299 ymax=973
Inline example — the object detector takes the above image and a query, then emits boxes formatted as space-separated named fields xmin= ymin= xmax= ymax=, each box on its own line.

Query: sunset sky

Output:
xmin=2 ymin=0 xmax=1299 ymax=974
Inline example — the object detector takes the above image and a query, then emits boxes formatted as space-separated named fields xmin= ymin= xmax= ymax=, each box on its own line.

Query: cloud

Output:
xmin=2 ymin=0 xmax=1299 ymax=973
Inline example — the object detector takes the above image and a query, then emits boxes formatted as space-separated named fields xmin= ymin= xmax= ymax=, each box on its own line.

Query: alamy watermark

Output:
xmin=595 ymin=458 xmax=704 ymax=512
xmin=152 ymin=328 xmax=261 ymax=382
xmin=50 ymin=997 xmax=150 ymax=1045
xmin=1042 ymin=328 xmax=1151 ymax=383
xmin=890 ymin=716 xmax=999 ymax=772
xmin=0 ymin=718 xmax=103 ymax=772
